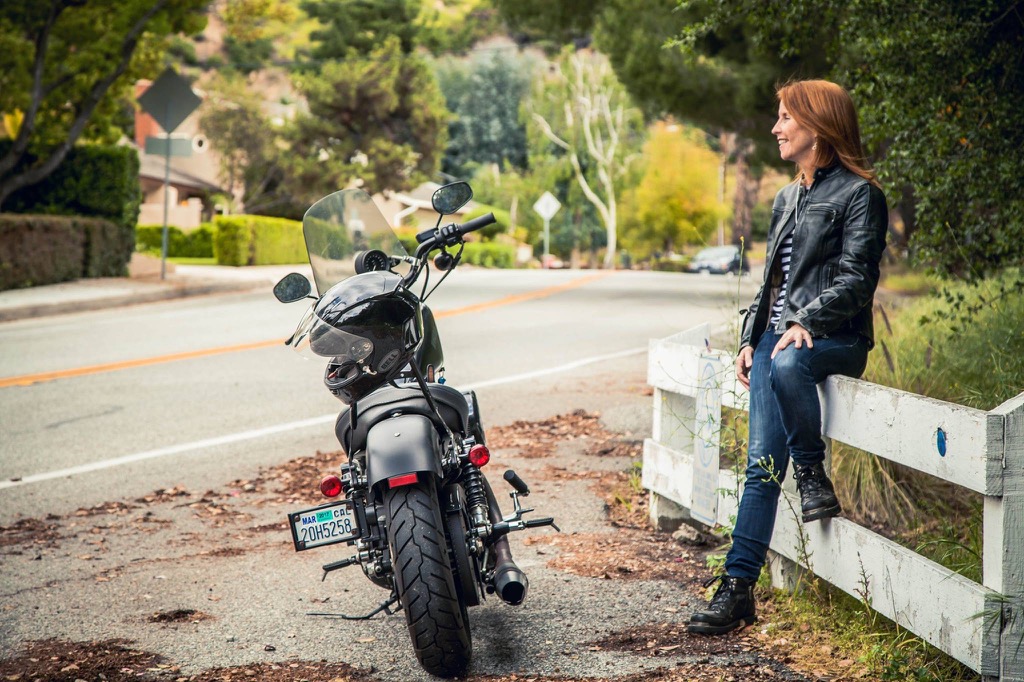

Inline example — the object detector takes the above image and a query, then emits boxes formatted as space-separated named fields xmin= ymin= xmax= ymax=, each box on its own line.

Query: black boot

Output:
xmin=793 ymin=462 xmax=842 ymax=522
xmin=687 ymin=575 xmax=757 ymax=635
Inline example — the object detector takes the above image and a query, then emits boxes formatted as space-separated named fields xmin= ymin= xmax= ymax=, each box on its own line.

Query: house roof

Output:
xmin=389 ymin=182 xmax=477 ymax=214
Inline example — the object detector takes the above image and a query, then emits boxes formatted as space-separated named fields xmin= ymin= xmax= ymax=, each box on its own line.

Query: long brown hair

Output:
xmin=777 ymin=79 xmax=881 ymax=188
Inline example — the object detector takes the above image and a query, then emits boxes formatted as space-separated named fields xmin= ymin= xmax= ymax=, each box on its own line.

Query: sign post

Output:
xmin=137 ymin=68 xmax=202 ymax=279
xmin=532 ymin=191 xmax=561 ymax=262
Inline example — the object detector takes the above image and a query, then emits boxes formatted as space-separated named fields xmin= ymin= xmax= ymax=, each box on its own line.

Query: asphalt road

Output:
xmin=0 ymin=268 xmax=754 ymax=523
xmin=0 ymin=268 xmax=810 ymax=682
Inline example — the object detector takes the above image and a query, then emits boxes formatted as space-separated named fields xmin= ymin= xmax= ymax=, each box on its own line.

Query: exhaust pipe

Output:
xmin=483 ymin=477 xmax=529 ymax=605
xmin=493 ymin=559 xmax=528 ymax=605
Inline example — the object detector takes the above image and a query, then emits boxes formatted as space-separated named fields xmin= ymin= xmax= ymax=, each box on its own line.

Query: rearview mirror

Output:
xmin=431 ymin=182 xmax=473 ymax=216
xmin=273 ymin=273 xmax=312 ymax=303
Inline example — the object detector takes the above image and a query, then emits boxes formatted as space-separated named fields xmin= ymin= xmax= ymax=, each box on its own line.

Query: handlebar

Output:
xmin=413 ymin=213 xmax=496 ymax=258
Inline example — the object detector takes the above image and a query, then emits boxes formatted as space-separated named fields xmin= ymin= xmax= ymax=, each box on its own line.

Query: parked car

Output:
xmin=687 ymin=245 xmax=750 ymax=276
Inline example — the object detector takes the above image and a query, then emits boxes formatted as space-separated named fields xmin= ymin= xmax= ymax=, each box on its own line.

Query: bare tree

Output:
xmin=531 ymin=51 xmax=640 ymax=269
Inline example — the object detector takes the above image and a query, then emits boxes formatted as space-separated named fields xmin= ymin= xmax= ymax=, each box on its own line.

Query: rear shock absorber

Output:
xmin=462 ymin=464 xmax=491 ymax=534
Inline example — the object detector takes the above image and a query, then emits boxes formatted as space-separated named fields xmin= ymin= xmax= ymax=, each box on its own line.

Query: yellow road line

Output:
xmin=0 ymin=271 xmax=611 ymax=388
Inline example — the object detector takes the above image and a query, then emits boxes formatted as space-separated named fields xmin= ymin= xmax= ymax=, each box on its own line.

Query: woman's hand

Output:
xmin=735 ymin=345 xmax=754 ymax=389
xmin=771 ymin=323 xmax=813 ymax=359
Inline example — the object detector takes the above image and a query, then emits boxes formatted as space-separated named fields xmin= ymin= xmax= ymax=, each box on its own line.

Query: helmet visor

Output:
xmin=289 ymin=305 xmax=374 ymax=362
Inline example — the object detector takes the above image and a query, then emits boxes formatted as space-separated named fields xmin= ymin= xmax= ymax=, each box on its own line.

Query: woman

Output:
xmin=687 ymin=79 xmax=888 ymax=636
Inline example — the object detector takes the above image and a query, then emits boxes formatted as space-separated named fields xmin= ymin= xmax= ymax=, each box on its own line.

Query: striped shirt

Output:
xmin=769 ymin=183 xmax=810 ymax=327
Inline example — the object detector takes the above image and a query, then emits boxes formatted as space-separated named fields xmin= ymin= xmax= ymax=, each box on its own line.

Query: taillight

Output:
xmin=320 ymin=475 xmax=342 ymax=498
xmin=388 ymin=473 xmax=419 ymax=488
xmin=469 ymin=444 xmax=490 ymax=467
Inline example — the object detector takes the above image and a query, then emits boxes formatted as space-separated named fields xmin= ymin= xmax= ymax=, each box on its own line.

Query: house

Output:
xmin=134 ymin=79 xmax=226 ymax=229
xmin=373 ymin=182 xmax=478 ymax=232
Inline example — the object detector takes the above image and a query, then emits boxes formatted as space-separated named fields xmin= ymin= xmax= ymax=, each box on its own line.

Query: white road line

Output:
xmin=0 ymin=346 xmax=647 ymax=490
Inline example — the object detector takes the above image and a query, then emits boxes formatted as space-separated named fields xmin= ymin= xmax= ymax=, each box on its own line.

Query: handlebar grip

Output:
xmin=503 ymin=469 xmax=530 ymax=496
xmin=458 ymin=212 xmax=496 ymax=236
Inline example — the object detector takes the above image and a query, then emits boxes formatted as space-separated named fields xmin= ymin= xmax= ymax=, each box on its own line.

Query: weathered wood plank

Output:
xmin=821 ymin=376 xmax=999 ymax=495
xmin=770 ymin=501 xmax=994 ymax=672
xmin=642 ymin=439 xmax=738 ymax=528
xmin=649 ymin=338 xmax=996 ymax=494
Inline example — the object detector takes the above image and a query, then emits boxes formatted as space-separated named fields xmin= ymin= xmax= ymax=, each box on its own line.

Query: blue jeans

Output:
xmin=724 ymin=331 xmax=868 ymax=581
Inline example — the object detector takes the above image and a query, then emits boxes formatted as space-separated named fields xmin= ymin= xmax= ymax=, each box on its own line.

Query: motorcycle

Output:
xmin=272 ymin=181 xmax=558 ymax=677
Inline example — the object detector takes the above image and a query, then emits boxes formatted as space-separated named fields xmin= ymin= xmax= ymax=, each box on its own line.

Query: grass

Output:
xmin=760 ymin=579 xmax=981 ymax=681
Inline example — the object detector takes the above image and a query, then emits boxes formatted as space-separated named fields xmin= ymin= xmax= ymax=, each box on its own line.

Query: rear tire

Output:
xmin=385 ymin=481 xmax=471 ymax=677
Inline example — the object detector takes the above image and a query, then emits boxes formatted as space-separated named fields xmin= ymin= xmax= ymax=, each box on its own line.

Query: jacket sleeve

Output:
xmin=793 ymin=183 xmax=888 ymax=335
xmin=739 ymin=283 xmax=764 ymax=348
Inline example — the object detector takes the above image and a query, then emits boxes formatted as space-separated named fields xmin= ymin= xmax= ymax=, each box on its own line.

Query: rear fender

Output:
xmin=365 ymin=414 xmax=442 ymax=501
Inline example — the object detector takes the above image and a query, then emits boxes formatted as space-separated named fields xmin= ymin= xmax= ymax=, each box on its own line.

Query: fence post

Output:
xmin=647 ymin=324 xmax=708 ymax=531
xmin=986 ymin=393 xmax=1024 ymax=680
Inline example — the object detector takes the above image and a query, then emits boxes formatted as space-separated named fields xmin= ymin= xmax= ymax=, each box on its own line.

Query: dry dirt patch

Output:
xmin=0 ymin=639 xmax=373 ymax=682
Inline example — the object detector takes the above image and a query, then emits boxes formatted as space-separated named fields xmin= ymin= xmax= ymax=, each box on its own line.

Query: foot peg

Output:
xmin=489 ymin=470 xmax=560 ymax=536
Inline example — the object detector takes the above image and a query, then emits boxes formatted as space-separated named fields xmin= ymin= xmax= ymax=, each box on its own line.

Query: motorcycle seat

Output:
xmin=335 ymin=383 xmax=471 ymax=454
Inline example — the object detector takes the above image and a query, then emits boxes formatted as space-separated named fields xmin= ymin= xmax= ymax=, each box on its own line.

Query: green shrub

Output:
xmin=137 ymin=224 xmax=214 ymax=258
xmin=460 ymin=241 xmax=515 ymax=268
xmin=0 ymin=214 xmax=119 ymax=290
xmin=212 ymin=216 xmax=250 ymax=266
xmin=212 ymin=214 xmax=305 ymax=265
xmin=463 ymin=205 xmax=510 ymax=241
xmin=2 ymin=143 xmax=141 ymax=277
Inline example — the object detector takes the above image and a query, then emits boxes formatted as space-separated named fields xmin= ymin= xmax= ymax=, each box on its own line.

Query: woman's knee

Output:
xmin=768 ymin=347 xmax=812 ymax=391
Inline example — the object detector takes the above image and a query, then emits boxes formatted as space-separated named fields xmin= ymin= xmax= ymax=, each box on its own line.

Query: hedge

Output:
xmin=212 ymin=214 xmax=305 ymax=266
xmin=0 ymin=214 xmax=124 ymax=290
xmin=460 ymin=241 xmax=515 ymax=268
xmin=137 ymin=224 xmax=214 ymax=258
xmin=1 ymin=143 xmax=141 ymax=278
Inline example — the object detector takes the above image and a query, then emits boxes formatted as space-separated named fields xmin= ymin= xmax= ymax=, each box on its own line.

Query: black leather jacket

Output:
xmin=740 ymin=164 xmax=888 ymax=350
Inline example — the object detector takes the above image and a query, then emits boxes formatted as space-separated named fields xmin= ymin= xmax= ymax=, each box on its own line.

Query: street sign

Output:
xmin=137 ymin=68 xmax=202 ymax=281
xmin=138 ymin=68 xmax=201 ymax=134
xmin=144 ymin=135 xmax=193 ymax=158
xmin=533 ymin=191 xmax=561 ymax=220
xmin=533 ymin=192 xmax=561 ymax=259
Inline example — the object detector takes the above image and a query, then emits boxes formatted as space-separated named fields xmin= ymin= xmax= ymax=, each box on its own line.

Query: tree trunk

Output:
xmin=730 ymin=143 xmax=760 ymax=247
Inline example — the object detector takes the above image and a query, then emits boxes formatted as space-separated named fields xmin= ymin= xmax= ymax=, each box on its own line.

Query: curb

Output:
xmin=0 ymin=279 xmax=268 ymax=323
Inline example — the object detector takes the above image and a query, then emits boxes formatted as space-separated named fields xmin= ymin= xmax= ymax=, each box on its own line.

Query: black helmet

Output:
xmin=292 ymin=272 xmax=422 ymax=404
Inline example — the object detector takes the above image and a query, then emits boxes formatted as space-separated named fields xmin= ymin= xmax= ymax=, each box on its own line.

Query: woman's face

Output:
xmin=772 ymin=101 xmax=816 ymax=169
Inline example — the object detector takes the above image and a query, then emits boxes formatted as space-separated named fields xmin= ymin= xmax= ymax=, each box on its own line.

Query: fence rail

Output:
xmin=642 ymin=324 xmax=1024 ymax=680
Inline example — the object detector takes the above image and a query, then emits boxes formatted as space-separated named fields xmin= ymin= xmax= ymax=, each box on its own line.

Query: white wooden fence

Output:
xmin=642 ymin=323 xmax=1024 ymax=680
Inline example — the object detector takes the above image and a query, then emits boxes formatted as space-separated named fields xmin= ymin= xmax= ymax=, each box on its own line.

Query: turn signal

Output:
xmin=469 ymin=444 xmax=490 ymax=467
xmin=320 ymin=475 xmax=343 ymax=498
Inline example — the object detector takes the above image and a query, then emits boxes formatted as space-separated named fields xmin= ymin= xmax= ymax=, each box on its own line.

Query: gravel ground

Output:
xmin=0 ymin=358 xmax=823 ymax=682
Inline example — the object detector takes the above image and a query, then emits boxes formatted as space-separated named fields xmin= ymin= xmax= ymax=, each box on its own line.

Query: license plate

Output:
xmin=288 ymin=500 xmax=360 ymax=551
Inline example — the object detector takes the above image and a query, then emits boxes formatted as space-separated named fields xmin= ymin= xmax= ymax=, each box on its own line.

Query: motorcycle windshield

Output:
xmin=302 ymin=189 xmax=411 ymax=295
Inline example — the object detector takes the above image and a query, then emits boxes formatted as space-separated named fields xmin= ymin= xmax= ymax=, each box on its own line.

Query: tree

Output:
xmin=285 ymin=0 xmax=450 ymax=196
xmin=0 ymin=0 xmax=208 ymax=208
xmin=492 ymin=0 xmax=814 ymax=247
xmin=529 ymin=49 xmax=644 ymax=268
xmin=301 ymin=0 xmax=420 ymax=59
xmin=620 ymin=122 xmax=726 ymax=259
xmin=435 ymin=50 xmax=534 ymax=179
xmin=684 ymin=0 xmax=1024 ymax=278
xmin=199 ymin=73 xmax=301 ymax=216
